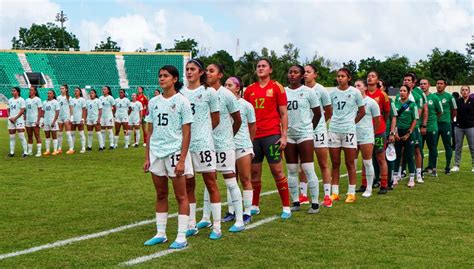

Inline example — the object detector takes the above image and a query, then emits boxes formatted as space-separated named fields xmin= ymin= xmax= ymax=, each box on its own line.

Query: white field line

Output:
xmin=0 ymin=169 xmax=358 ymax=261
xmin=120 ymin=215 xmax=280 ymax=266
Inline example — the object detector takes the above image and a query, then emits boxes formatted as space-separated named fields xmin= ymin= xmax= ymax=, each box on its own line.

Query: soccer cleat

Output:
xmin=401 ymin=171 xmax=407 ymax=179
xmin=209 ymin=230 xmax=222 ymax=240
xmin=169 ymin=241 xmax=188 ymax=249
xmin=22 ymin=153 xmax=28 ymax=158
xmin=407 ymin=180 xmax=415 ymax=188
xmin=66 ymin=149 xmax=75 ymax=155
xmin=243 ymin=214 xmax=251 ymax=224
xmin=322 ymin=195 xmax=333 ymax=208
xmin=134 ymin=143 xmax=139 ymax=148
xmin=109 ymin=146 xmax=114 ymax=150
xmin=372 ymin=182 xmax=380 ymax=189
xmin=57 ymin=149 xmax=62 ymax=154
xmin=378 ymin=187 xmax=388 ymax=194
xmin=43 ymin=151 xmax=51 ymax=156
xmin=52 ymin=151 xmax=59 ymax=156
xmin=229 ymin=224 xmax=245 ymax=233
xmin=431 ymin=170 xmax=438 ymax=177
xmin=250 ymin=207 xmax=260 ymax=216
xmin=196 ymin=220 xmax=212 ymax=229
xmin=124 ymin=145 xmax=129 ymax=149
xmin=144 ymin=236 xmax=167 ymax=246
xmin=307 ymin=203 xmax=320 ymax=214
xmin=80 ymin=148 xmax=86 ymax=154
xmin=185 ymin=228 xmax=199 ymax=238
xmin=8 ymin=153 xmax=14 ymax=157
xmin=445 ymin=168 xmax=451 ymax=175
xmin=362 ymin=189 xmax=372 ymax=198
xmin=222 ymin=212 xmax=235 ymax=223
xmin=98 ymin=147 xmax=104 ymax=151
xmin=356 ymin=185 xmax=366 ymax=193
xmin=86 ymin=147 xmax=92 ymax=151
xmin=143 ymin=143 xmax=147 ymax=147
xmin=424 ymin=167 xmax=433 ymax=173
xmin=280 ymin=211 xmax=292 ymax=219
xmin=35 ymin=152 xmax=42 ymax=157
xmin=290 ymin=201 xmax=301 ymax=212
xmin=330 ymin=193 xmax=340 ymax=201
xmin=299 ymin=194 xmax=310 ymax=205
xmin=392 ymin=175 xmax=400 ymax=186
xmin=450 ymin=166 xmax=459 ymax=172
xmin=345 ymin=194 xmax=356 ymax=203
xmin=416 ymin=176 xmax=424 ymax=184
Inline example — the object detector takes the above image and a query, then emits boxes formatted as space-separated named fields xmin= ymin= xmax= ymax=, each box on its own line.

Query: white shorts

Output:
xmin=57 ymin=115 xmax=70 ymax=124
xmin=216 ymin=149 xmax=236 ymax=173
xmin=235 ymin=148 xmax=254 ymax=160
xmin=287 ymin=136 xmax=313 ymax=144
xmin=313 ymin=132 xmax=329 ymax=148
xmin=149 ymin=151 xmax=194 ymax=178
xmin=115 ymin=115 xmax=129 ymax=123
xmin=86 ymin=118 xmax=99 ymax=126
xmin=356 ymin=128 xmax=375 ymax=145
xmin=190 ymin=150 xmax=217 ymax=173
xmin=25 ymin=121 xmax=38 ymax=128
xmin=43 ymin=121 xmax=59 ymax=131
xmin=328 ymin=131 xmax=357 ymax=149
xmin=129 ymin=117 xmax=140 ymax=126
xmin=8 ymin=118 xmax=25 ymax=130
xmin=100 ymin=116 xmax=114 ymax=127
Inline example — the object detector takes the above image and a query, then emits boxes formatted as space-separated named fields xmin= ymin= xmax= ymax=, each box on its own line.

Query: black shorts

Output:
xmin=252 ymin=134 xmax=282 ymax=164
xmin=374 ymin=133 xmax=386 ymax=153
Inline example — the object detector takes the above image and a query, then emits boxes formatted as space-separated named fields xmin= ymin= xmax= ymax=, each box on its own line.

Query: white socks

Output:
xmin=210 ymin=202 xmax=221 ymax=234
xmin=301 ymin=162 xmax=319 ymax=204
xmin=331 ymin=185 xmax=339 ymax=195
xmin=45 ymin=138 xmax=51 ymax=152
xmin=88 ymin=132 xmax=93 ymax=148
xmin=224 ymin=177 xmax=243 ymax=227
xmin=9 ymin=134 xmax=15 ymax=154
xmin=114 ymin=135 xmax=119 ymax=147
xmin=227 ymin=188 xmax=234 ymax=214
xmin=53 ymin=139 xmax=58 ymax=152
xmin=18 ymin=132 xmax=27 ymax=154
xmin=242 ymin=190 xmax=253 ymax=216
xmin=300 ymin=182 xmax=308 ymax=196
xmin=66 ymin=131 xmax=73 ymax=150
xmin=108 ymin=129 xmax=114 ymax=147
xmin=188 ymin=203 xmax=196 ymax=229
xmin=363 ymin=159 xmax=374 ymax=191
xmin=201 ymin=187 xmax=211 ymax=222
xmin=79 ymin=131 xmax=85 ymax=150
xmin=28 ymin=143 xmax=33 ymax=155
xmin=176 ymin=215 xmax=189 ymax=243
xmin=135 ymin=130 xmax=141 ymax=145
xmin=124 ymin=131 xmax=130 ymax=148
xmin=416 ymin=168 xmax=422 ymax=177
xmin=155 ymin=212 xmax=167 ymax=238
xmin=287 ymin=163 xmax=299 ymax=203
xmin=57 ymin=132 xmax=63 ymax=150
xmin=97 ymin=131 xmax=104 ymax=148
xmin=348 ymin=184 xmax=356 ymax=195
xmin=36 ymin=143 xmax=42 ymax=155
xmin=323 ymin=183 xmax=331 ymax=196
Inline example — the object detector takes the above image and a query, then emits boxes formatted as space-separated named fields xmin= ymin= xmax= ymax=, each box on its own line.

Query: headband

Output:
xmin=188 ymin=59 xmax=203 ymax=70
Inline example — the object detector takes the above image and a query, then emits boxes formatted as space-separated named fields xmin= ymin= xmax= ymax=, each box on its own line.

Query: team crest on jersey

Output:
xmin=442 ymin=98 xmax=446 ymax=103
xmin=171 ymin=104 xmax=176 ymax=111
xmin=197 ymin=94 xmax=202 ymax=100
xmin=299 ymin=93 xmax=304 ymax=97
xmin=428 ymin=100 xmax=433 ymax=105
xmin=250 ymin=92 xmax=255 ymax=96
xmin=266 ymin=89 xmax=273 ymax=97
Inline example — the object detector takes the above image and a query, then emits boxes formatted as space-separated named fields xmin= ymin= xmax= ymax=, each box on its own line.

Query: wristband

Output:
xmin=389 ymin=131 xmax=395 ymax=136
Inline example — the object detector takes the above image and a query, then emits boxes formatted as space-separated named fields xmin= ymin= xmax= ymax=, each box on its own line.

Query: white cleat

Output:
xmin=80 ymin=148 xmax=86 ymax=154
xmin=416 ymin=176 xmax=424 ymax=184
xmin=451 ymin=166 xmax=460 ymax=172
xmin=35 ymin=152 xmax=41 ymax=157
xmin=362 ymin=189 xmax=372 ymax=198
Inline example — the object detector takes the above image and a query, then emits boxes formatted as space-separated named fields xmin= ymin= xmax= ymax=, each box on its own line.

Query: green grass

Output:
xmin=0 ymin=118 xmax=473 ymax=268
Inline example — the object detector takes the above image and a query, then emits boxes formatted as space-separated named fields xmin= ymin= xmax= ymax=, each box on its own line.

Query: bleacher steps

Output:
xmin=115 ymin=55 xmax=129 ymax=89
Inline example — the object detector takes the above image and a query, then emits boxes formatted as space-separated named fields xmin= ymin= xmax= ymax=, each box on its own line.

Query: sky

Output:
xmin=0 ymin=0 xmax=472 ymax=65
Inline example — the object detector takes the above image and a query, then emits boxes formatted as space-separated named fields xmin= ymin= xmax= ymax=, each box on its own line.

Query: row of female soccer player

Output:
xmin=6 ymin=85 xmax=153 ymax=157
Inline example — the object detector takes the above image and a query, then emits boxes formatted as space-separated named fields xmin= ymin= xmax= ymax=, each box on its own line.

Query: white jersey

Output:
xmin=356 ymin=96 xmax=380 ymax=143
xmin=86 ymin=98 xmax=103 ymax=121
xmin=7 ymin=97 xmax=26 ymax=119
xmin=129 ymin=101 xmax=143 ymax=122
xmin=329 ymin=86 xmax=364 ymax=134
xmin=115 ymin=97 xmax=131 ymax=118
xmin=310 ymin=83 xmax=331 ymax=134
xmin=181 ymin=86 xmax=220 ymax=152
xmin=234 ymin=98 xmax=256 ymax=149
xmin=57 ymin=95 xmax=71 ymax=118
xmin=100 ymin=95 xmax=115 ymax=118
xmin=25 ymin=96 xmax=43 ymax=122
xmin=43 ymin=99 xmax=60 ymax=124
xmin=285 ymin=85 xmax=320 ymax=139
xmin=145 ymin=93 xmax=194 ymax=158
xmin=70 ymin=97 xmax=87 ymax=122
xmin=213 ymin=86 xmax=240 ymax=151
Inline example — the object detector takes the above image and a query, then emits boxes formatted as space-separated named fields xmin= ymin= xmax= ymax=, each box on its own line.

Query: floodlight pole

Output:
xmin=55 ymin=11 xmax=68 ymax=49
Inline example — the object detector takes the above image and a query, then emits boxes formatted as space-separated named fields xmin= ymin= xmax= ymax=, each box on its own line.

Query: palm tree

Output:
xmin=235 ymin=51 xmax=259 ymax=86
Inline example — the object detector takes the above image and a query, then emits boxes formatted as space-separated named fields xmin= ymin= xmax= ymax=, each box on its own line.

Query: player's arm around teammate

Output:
xmin=226 ymin=76 xmax=256 ymax=223
xmin=7 ymin=87 xmax=28 ymax=157
xmin=304 ymin=64 xmax=333 ymax=208
xmin=25 ymin=86 xmax=43 ymax=157
xmin=354 ymin=80 xmax=381 ymax=198
xmin=85 ymin=90 xmax=104 ymax=151
xmin=328 ymin=68 xmax=366 ymax=203
xmin=143 ymin=65 xmax=193 ymax=250
xmin=284 ymin=65 xmax=322 ymax=214
xmin=42 ymin=90 xmax=60 ymax=156
xmin=71 ymin=87 xmax=87 ymax=153
xmin=181 ymin=59 xmax=223 ymax=240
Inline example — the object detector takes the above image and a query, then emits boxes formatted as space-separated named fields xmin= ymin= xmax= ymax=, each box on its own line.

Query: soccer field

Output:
xmin=0 ymin=118 xmax=473 ymax=268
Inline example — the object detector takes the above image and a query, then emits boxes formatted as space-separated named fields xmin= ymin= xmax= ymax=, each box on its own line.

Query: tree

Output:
xmin=235 ymin=51 xmax=259 ymax=86
xmin=135 ymin=47 xmax=148 ymax=52
xmin=357 ymin=57 xmax=382 ymax=79
xmin=377 ymin=54 xmax=410 ymax=87
xmin=305 ymin=52 xmax=337 ymax=86
xmin=427 ymin=48 xmax=470 ymax=84
xmin=11 ymin=22 xmax=79 ymax=50
xmin=172 ymin=37 xmax=199 ymax=58
xmin=155 ymin=43 xmax=162 ymax=51
xmin=201 ymin=50 xmax=235 ymax=79
xmin=94 ymin=37 xmax=121 ymax=51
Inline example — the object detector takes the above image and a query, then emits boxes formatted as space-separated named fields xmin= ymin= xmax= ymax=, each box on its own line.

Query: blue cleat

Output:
xmin=229 ymin=224 xmax=245 ymax=233
xmin=222 ymin=212 xmax=235 ymax=223
xmin=196 ymin=220 xmax=212 ymax=229
xmin=250 ymin=208 xmax=260 ymax=216
xmin=243 ymin=214 xmax=251 ymax=224
xmin=280 ymin=211 xmax=292 ymax=219
xmin=185 ymin=228 xmax=199 ymax=238
xmin=169 ymin=240 xmax=188 ymax=249
xmin=144 ymin=236 xmax=167 ymax=246
xmin=209 ymin=230 xmax=222 ymax=240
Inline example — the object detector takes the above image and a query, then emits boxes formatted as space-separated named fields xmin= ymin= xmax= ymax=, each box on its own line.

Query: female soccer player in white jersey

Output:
xmin=225 ymin=76 xmax=256 ymax=223
xmin=143 ymin=65 xmax=193 ymax=249
xmin=129 ymin=93 xmax=143 ymax=147
xmin=197 ymin=63 xmax=244 ymax=233
xmin=70 ymin=87 xmax=87 ymax=153
xmin=328 ymin=68 xmax=365 ymax=203
xmin=284 ymin=65 xmax=322 ymax=213
xmin=181 ymin=59 xmax=222 ymax=239
xmin=304 ymin=64 xmax=333 ymax=208
xmin=354 ymin=80 xmax=381 ymax=198
xmin=100 ymin=86 xmax=115 ymax=149
xmin=57 ymin=84 xmax=74 ymax=154
xmin=42 ymin=90 xmax=60 ymax=156
xmin=114 ymin=89 xmax=132 ymax=148
xmin=85 ymin=89 xmax=104 ymax=151
xmin=25 ymin=86 xmax=43 ymax=157
xmin=7 ymin=87 xmax=27 ymax=157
